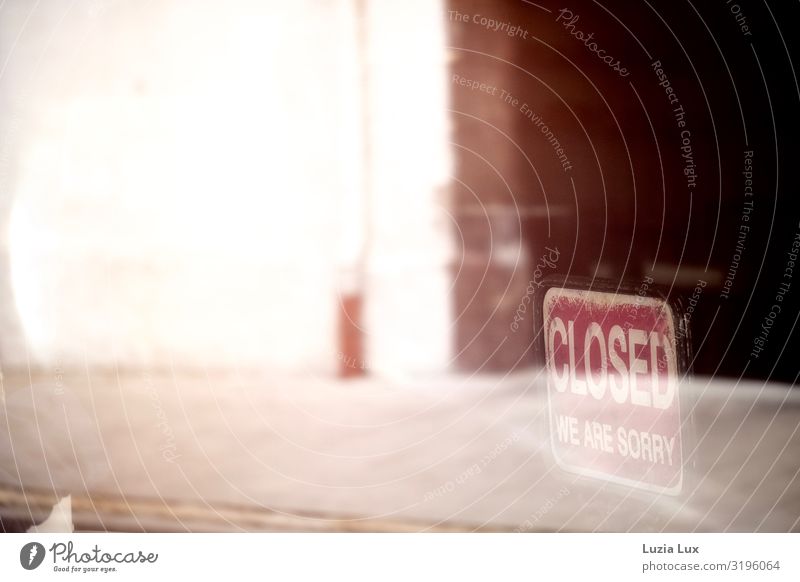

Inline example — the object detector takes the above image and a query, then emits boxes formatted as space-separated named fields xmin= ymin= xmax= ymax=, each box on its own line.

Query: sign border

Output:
xmin=534 ymin=275 xmax=695 ymax=496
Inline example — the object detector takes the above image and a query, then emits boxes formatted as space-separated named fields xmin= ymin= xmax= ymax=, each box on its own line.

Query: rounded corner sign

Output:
xmin=542 ymin=285 xmax=685 ymax=495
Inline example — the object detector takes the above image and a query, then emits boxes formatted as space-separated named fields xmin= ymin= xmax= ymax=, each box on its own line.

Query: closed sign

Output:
xmin=542 ymin=286 xmax=685 ymax=494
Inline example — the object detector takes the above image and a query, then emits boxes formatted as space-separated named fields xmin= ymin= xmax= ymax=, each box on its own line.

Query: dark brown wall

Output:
xmin=448 ymin=0 xmax=800 ymax=381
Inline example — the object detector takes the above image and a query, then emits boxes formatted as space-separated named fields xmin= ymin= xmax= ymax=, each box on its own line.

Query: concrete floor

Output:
xmin=1 ymin=369 xmax=799 ymax=532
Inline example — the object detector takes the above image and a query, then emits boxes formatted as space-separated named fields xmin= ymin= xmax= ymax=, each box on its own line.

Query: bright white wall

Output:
xmin=0 ymin=0 xmax=452 ymax=375
xmin=362 ymin=1 xmax=454 ymax=377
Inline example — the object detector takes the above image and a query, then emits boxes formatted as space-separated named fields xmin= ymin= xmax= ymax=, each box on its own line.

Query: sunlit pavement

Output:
xmin=2 ymin=370 xmax=799 ymax=532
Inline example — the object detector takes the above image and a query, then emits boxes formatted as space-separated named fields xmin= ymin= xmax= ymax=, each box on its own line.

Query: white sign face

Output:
xmin=543 ymin=287 xmax=683 ymax=495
